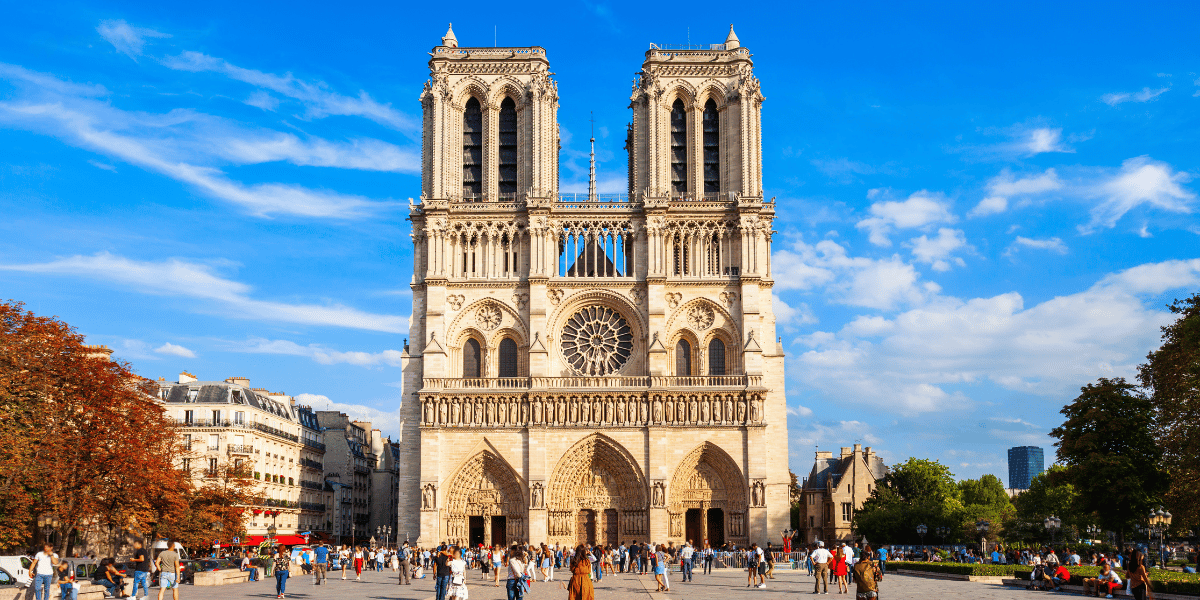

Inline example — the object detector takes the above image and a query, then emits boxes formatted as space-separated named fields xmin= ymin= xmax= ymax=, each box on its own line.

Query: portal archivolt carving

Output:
xmin=667 ymin=442 xmax=749 ymax=541
xmin=546 ymin=434 xmax=650 ymax=543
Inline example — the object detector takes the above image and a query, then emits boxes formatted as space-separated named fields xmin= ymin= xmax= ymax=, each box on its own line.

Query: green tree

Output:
xmin=853 ymin=458 xmax=963 ymax=544
xmin=1050 ymin=377 xmax=1167 ymax=542
xmin=958 ymin=474 xmax=1014 ymax=540
xmin=1139 ymin=293 xmax=1200 ymax=532
xmin=1002 ymin=466 xmax=1079 ymax=544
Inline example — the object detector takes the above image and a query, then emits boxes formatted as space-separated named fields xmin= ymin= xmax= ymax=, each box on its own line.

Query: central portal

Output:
xmin=576 ymin=510 xmax=596 ymax=546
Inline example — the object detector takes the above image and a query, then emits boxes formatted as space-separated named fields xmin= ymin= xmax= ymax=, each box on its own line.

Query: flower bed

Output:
xmin=889 ymin=561 xmax=1017 ymax=577
xmin=1012 ymin=566 xmax=1200 ymax=596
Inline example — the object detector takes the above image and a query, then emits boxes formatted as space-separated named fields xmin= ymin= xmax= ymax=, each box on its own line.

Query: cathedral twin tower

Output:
xmin=398 ymin=24 xmax=787 ymax=549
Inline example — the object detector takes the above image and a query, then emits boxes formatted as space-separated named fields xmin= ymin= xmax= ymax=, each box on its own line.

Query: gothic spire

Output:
xmin=588 ymin=112 xmax=597 ymax=201
xmin=442 ymin=23 xmax=458 ymax=48
xmin=725 ymin=24 xmax=740 ymax=50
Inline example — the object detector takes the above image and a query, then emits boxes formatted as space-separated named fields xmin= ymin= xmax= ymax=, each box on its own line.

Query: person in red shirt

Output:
xmin=1047 ymin=564 xmax=1071 ymax=591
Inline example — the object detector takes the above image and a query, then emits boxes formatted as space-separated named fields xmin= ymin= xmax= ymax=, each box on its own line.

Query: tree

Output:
xmin=853 ymin=458 xmax=964 ymax=544
xmin=1050 ymin=377 xmax=1167 ymax=542
xmin=958 ymin=474 xmax=1014 ymax=541
xmin=1139 ymin=293 xmax=1200 ymax=532
xmin=1002 ymin=466 xmax=1079 ymax=544
xmin=0 ymin=300 xmax=187 ymax=553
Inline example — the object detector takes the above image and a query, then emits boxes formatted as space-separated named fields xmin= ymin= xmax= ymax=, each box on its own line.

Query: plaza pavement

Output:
xmin=173 ymin=566 xmax=1046 ymax=600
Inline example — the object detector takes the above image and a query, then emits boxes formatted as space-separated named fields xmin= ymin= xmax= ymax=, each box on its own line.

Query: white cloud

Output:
xmin=0 ymin=252 xmax=409 ymax=333
xmin=1082 ymin=156 xmax=1194 ymax=233
xmin=792 ymin=420 xmax=883 ymax=450
xmin=786 ymin=404 xmax=814 ymax=418
xmin=160 ymin=51 xmax=417 ymax=133
xmin=856 ymin=191 xmax=956 ymax=246
xmin=1005 ymin=236 xmax=1068 ymax=256
xmin=969 ymin=168 xmax=1062 ymax=217
xmin=793 ymin=258 xmax=1200 ymax=414
xmin=96 ymin=19 xmax=169 ymax=59
xmin=154 ymin=342 xmax=197 ymax=358
xmin=294 ymin=393 xmax=402 ymax=437
xmin=773 ymin=238 xmax=936 ymax=310
xmin=1102 ymin=86 xmax=1169 ymax=106
xmin=0 ymin=65 xmax=415 ymax=217
xmin=1025 ymin=128 xmax=1073 ymax=154
xmin=237 ymin=338 xmax=404 ymax=368
xmin=907 ymin=228 xmax=968 ymax=271
xmin=772 ymin=293 xmax=817 ymax=332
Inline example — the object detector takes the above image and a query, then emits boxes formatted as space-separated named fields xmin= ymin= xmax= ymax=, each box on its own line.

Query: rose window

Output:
xmin=561 ymin=306 xmax=633 ymax=375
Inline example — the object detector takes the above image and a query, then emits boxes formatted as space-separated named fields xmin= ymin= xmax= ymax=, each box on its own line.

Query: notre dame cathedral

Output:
xmin=397 ymin=24 xmax=787 ymax=549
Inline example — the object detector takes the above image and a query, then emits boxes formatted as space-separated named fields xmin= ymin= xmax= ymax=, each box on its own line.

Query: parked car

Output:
xmin=177 ymin=560 xmax=201 ymax=585
xmin=0 ymin=557 xmax=30 ymax=587
xmin=0 ymin=566 xmax=22 ymax=588
xmin=61 ymin=558 xmax=100 ymax=582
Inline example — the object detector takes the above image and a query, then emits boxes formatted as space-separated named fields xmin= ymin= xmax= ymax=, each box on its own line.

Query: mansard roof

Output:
xmin=162 ymin=380 xmax=296 ymax=422
xmin=801 ymin=450 xmax=889 ymax=492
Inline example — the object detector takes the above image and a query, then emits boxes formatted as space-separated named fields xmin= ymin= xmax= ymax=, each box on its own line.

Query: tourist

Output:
xmin=679 ymin=540 xmax=694 ymax=582
xmin=95 ymin=559 xmax=125 ymax=599
xmin=398 ymin=543 xmax=412 ymax=585
xmin=832 ymin=543 xmax=849 ymax=594
xmin=1046 ymin=563 xmax=1071 ymax=591
xmin=1125 ymin=550 xmax=1151 ymax=600
xmin=130 ymin=540 xmax=151 ymax=600
xmin=241 ymin=552 xmax=259 ymax=582
xmin=851 ymin=546 xmax=882 ymax=600
xmin=1085 ymin=563 xmax=1122 ymax=598
xmin=703 ymin=542 xmax=715 ymax=575
xmin=654 ymin=544 xmax=670 ymax=593
xmin=506 ymin=545 xmax=528 ymax=600
xmin=313 ymin=544 xmax=328 ymax=585
xmin=154 ymin=539 xmax=180 ymax=600
xmin=433 ymin=546 xmax=452 ymax=600
xmin=447 ymin=548 xmax=468 ymax=600
xmin=353 ymin=546 xmax=364 ymax=580
xmin=272 ymin=546 xmax=290 ymax=599
xmin=31 ymin=542 xmax=59 ymax=600
xmin=746 ymin=544 xmax=758 ymax=588
xmin=56 ymin=560 xmax=76 ymax=600
xmin=811 ymin=541 xmax=832 ymax=594
xmin=338 ymin=547 xmax=349 ymax=580
xmin=566 ymin=545 xmax=594 ymax=600
xmin=876 ymin=545 xmax=888 ymax=575
xmin=492 ymin=546 xmax=503 ymax=587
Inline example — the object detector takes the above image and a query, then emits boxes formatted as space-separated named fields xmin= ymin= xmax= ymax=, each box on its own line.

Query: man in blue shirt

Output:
xmin=877 ymin=546 xmax=888 ymax=574
xmin=313 ymin=545 xmax=329 ymax=585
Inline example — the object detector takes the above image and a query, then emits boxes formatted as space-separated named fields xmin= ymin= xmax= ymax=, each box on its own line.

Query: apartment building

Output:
xmin=796 ymin=444 xmax=888 ymax=544
xmin=316 ymin=412 xmax=376 ymax=545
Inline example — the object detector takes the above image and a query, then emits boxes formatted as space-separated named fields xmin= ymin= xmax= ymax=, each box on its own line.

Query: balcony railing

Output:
xmin=300 ymin=458 xmax=324 ymax=471
xmin=353 ymin=465 xmax=371 ymax=475
xmin=227 ymin=444 xmax=254 ymax=454
xmin=206 ymin=445 xmax=219 ymax=451
xmin=300 ymin=480 xmax=324 ymax=490
xmin=302 ymin=438 xmax=326 ymax=452
xmin=300 ymin=502 xmax=326 ymax=512
xmin=422 ymin=375 xmax=758 ymax=390
xmin=253 ymin=422 xmax=299 ymax=442
xmin=174 ymin=419 xmax=299 ymax=443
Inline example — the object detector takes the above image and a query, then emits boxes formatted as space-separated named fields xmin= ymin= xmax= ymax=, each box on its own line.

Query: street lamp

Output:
xmin=976 ymin=520 xmax=991 ymax=558
xmin=1149 ymin=506 xmax=1172 ymax=566
xmin=1044 ymin=516 xmax=1061 ymax=548
xmin=917 ymin=523 xmax=928 ymax=557
xmin=351 ymin=523 xmax=357 ymax=548
xmin=1086 ymin=524 xmax=1100 ymax=541
xmin=936 ymin=525 xmax=950 ymax=548
xmin=37 ymin=514 xmax=60 ymax=546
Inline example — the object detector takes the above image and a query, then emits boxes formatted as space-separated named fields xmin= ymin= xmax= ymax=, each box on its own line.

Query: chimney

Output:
xmin=840 ymin=447 xmax=852 ymax=458
xmin=178 ymin=371 xmax=196 ymax=384
xmin=864 ymin=446 xmax=873 ymax=457
xmin=815 ymin=451 xmax=833 ymax=459
xmin=853 ymin=443 xmax=862 ymax=453
xmin=225 ymin=377 xmax=250 ymax=388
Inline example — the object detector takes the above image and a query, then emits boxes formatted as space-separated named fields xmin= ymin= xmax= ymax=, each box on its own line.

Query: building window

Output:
xmin=212 ymin=410 xmax=221 ymax=424
xmin=808 ymin=493 xmax=814 ymax=505
xmin=842 ymin=502 xmax=852 ymax=522
xmin=183 ymin=410 xmax=193 ymax=425
xmin=182 ymin=458 xmax=191 ymax=472
xmin=670 ymin=98 xmax=687 ymax=196
xmin=708 ymin=338 xmax=726 ymax=376
xmin=809 ymin=515 xmax=814 ymax=528
xmin=498 ymin=97 xmax=518 ymax=197
xmin=187 ymin=389 xmax=198 ymax=402
xmin=675 ymin=339 xmax=691 ymax=376
xmin=463 ymin=338 xmax=482 ymax=378
xmin=234 ymin=411 xmax=245 ymax=425
xmin=498 ymin=338 xmax=518 ymax=378
xmin=209 ymin=434 xmax=219 ymax=450
xmin=462 ymin=97 xmax=483 ymax=198
xmin=183 ymin=434 xmax=192 ymax=450
xmin=702 ymin=98 xmax=720 ymax=194
xmin=208 ymin=457 xmax=218 ymax=476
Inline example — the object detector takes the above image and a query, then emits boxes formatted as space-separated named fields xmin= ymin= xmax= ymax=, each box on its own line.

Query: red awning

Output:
xmin=239 ymin=534 xmax=310 ymax=546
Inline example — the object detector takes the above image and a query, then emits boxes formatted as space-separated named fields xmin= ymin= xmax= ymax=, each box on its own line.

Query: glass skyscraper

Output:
xmin=1008 ymin=446 xmax=1044 ymax=489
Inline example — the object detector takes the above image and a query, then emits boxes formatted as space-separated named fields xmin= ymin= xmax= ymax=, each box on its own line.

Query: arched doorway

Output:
xmin=547 ymin=434 xmax=648 ymax=548
xmin=668 ymin=442 xmax=749 ymax=547
xmin=444 ymin=450 xmax=526 ymax=547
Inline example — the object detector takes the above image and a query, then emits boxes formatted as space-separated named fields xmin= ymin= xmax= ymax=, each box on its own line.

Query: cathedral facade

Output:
xmin=398 ymin=25 xmax=787 ymax=549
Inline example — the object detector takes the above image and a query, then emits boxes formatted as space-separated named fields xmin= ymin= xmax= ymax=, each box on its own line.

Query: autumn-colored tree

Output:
xmin=1139 ymin=293 xmax=1200 ymax=533
xmin=0 ymin=300 xmax=185 ymax=554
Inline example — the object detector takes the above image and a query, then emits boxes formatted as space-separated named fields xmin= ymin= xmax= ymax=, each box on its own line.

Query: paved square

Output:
xmin=173 ymin=567 xmax=1036 ymax=600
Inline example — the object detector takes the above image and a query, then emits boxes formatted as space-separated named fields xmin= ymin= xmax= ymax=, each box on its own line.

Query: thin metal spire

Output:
xmin=588 ymin=111 xmax=597 ymax=201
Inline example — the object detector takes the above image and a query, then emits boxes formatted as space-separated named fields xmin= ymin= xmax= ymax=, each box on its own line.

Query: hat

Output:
xmin=817 ymin=541 xmax=825 ymax=547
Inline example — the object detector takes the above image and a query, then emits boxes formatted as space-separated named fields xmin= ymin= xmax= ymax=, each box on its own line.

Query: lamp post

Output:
xmin=1149 ymin=506 xmax=1172 ymax=567
xmin=37 ymin=514 xmax=60 ymax=547
xmin=212 ymin=521 xmax=224 ymax=558
xmin=936 ymin=525 xmax=950 ymax=548
xmin=1086 ymin=524 xmax=1100 ymax=541
xmin=976 ymin=520 xmax=991 ymax=558
xmin=351 ymin=523 xmax=356 ymax=549
xmin=1044 ymin=516 xmax=1061 ymax=548
xmin=917 ymin=523 xmax=928 ymax=557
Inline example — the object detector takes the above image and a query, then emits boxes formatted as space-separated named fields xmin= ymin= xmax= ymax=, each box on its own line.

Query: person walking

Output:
xmin=447 ymin=549 xmax=468 ymax=600
xmin=397 ymin=543 xmax=411 ymax=586
xmin=703 ymin=543 xmax=714 ymax=575
xmin=567 ymin=545 xmax=594 ymax=600
xmin=811 ymin=541 xmax=832 ymax=594
xmin=130 ymin=540 xmax=151 ymax=600
xmin=154 ymin=540 xmax=180 ymax=600
xmin=433 ymin=547 xmax=452 ymax=600
xmin=353 ymin=547 xmax=364 ymax=580
xmin=272 ymin=547 xmax=291 ymax=599
xmin=833 ymin=546 xmax=849 ymax=594
xmin=852 ymin=547 xmax=882 ymax=600
xmin=31 ymin=542 xmax=59 ymax=600
xmin=338 ymin=547 xmax=349 ymax=580
xmin=506 ymin=546 xmax=528 ymax=600
xmin=313 ymin=545 xmax=328 ymax=585
xmin=1126 ymin=549 xmax=1153 ymax=600
xmin=679 ymin=541 xmax=694 ymax=583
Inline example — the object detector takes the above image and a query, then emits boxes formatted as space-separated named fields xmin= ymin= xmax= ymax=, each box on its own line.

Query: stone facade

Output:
xmin=796 ymin=445 xmax=888 ymax=544
xmin=399 ymin=25 xmax=787 ymax=548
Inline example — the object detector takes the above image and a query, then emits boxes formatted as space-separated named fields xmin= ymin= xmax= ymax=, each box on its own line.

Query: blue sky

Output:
xmin=1 ymin=1 xmax=1198 ymax=483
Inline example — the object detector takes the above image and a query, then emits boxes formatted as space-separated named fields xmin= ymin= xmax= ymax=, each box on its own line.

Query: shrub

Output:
xmin=889 ymin=561 xmax=1017 ymax=577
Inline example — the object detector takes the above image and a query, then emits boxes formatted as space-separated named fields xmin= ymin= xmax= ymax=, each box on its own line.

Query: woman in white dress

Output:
xmin=448 ymin=548 xmax=469 ymax=600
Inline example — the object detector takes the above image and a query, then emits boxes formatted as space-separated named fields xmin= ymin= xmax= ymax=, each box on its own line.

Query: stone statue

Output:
xmin=422 ymin=484 xmax=436 ymax=510
xmin=737 ymin=398 xmax=746 ymax=423
xmin=531 ymin=483 xmax=544 ymax=509
xmin=750 ymin=396 xmax=761 ymax=423
xmin=652 ymin=481 xmax=666 ymax=506
xmin=438 ymin=401 xmax=447 ymax=424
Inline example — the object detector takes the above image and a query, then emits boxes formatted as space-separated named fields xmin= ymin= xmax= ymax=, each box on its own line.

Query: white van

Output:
xmin=0 ymin=556 xmax=31 ymax=587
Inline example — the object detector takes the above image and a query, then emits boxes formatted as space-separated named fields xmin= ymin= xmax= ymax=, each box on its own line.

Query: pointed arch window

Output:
xmin=463 ymin=338 xmax=482 ymax=378
xmin=498 ymin=338 xmax=518 ymax=378
xmin=463 ymin=97 xmax=483 ymax=199
xmin=670 ymin=98 xmax=687 ymax=196
xmin=708 ymin=338 xmax=726 ymax=376
xmin=675 ymin=338 xmax=691 ymax=376
xmin=702 ymin=98 xmax=720 ymax=194
xmin=498 ymin=97 xmax=518 ymax=198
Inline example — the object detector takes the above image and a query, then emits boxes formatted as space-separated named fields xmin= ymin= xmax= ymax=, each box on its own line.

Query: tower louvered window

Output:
xmin=498 ymin=338 xmax=518 ymax=377
xmin=463 ymin=338 xmax=482 ymax=378
xmin=675 ymin=338 xmax=691 ymax=376
xmin=498 ymin=97 xmax=518 ymax=197
xmin=670 ymin=99 xmax=687 ymax=196
xmin=703 ymin=99 xmax=720 ymax=194
xmin=463 ymin=97 xmax=483 ymax=199
xmin=708 ymin=338 xmax=726 ymax=376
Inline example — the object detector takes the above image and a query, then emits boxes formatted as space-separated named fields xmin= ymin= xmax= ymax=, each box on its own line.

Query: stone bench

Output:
xmin=1000 ymin=577 xmax=1197 ymax=600
xmin=895 ymin=569 xmax=1008 ymax=583
xmin=193 ymin=569 xmax=255 ymax=586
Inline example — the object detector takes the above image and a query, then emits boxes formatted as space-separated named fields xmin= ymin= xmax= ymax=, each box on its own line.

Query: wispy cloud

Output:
xmin=969 ymin=168 xmax=1062 ymax=217
xmin=234 ymin=338 xmax=404 ymax=368
xmin=161 ymin=51 xmax=417 ymax=133
xmin=1024 ymin=127 xmax=1074 ymax=155
xmin=0 ymin=252 xmax=409 ymax=333
xmin=855 ymin=190 xmax=957 ymax=246
xmin=1082 ymin=156 xmax=1194 ymax=233
xmin=155 ymin=342 xmax=197 ymax=358
xmin=97 ymin=19 xmax=169 ymax=60
xmin=907 ymin=228 xmax=969 ymax=271
xmin=1102 ymin=86 xmax=1169 ymax=106
xmin=1004 ymin=236 xmax=1068 ymax=256
xmin=0 ymin=63 xmax=413 ymax=217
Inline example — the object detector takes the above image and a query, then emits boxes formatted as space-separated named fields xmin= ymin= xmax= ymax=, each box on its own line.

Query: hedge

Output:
xmin=889 ymin=561 xmax=1017 ymax=577
xmin=1012 ymin=566 xmax=1200 ymax=596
